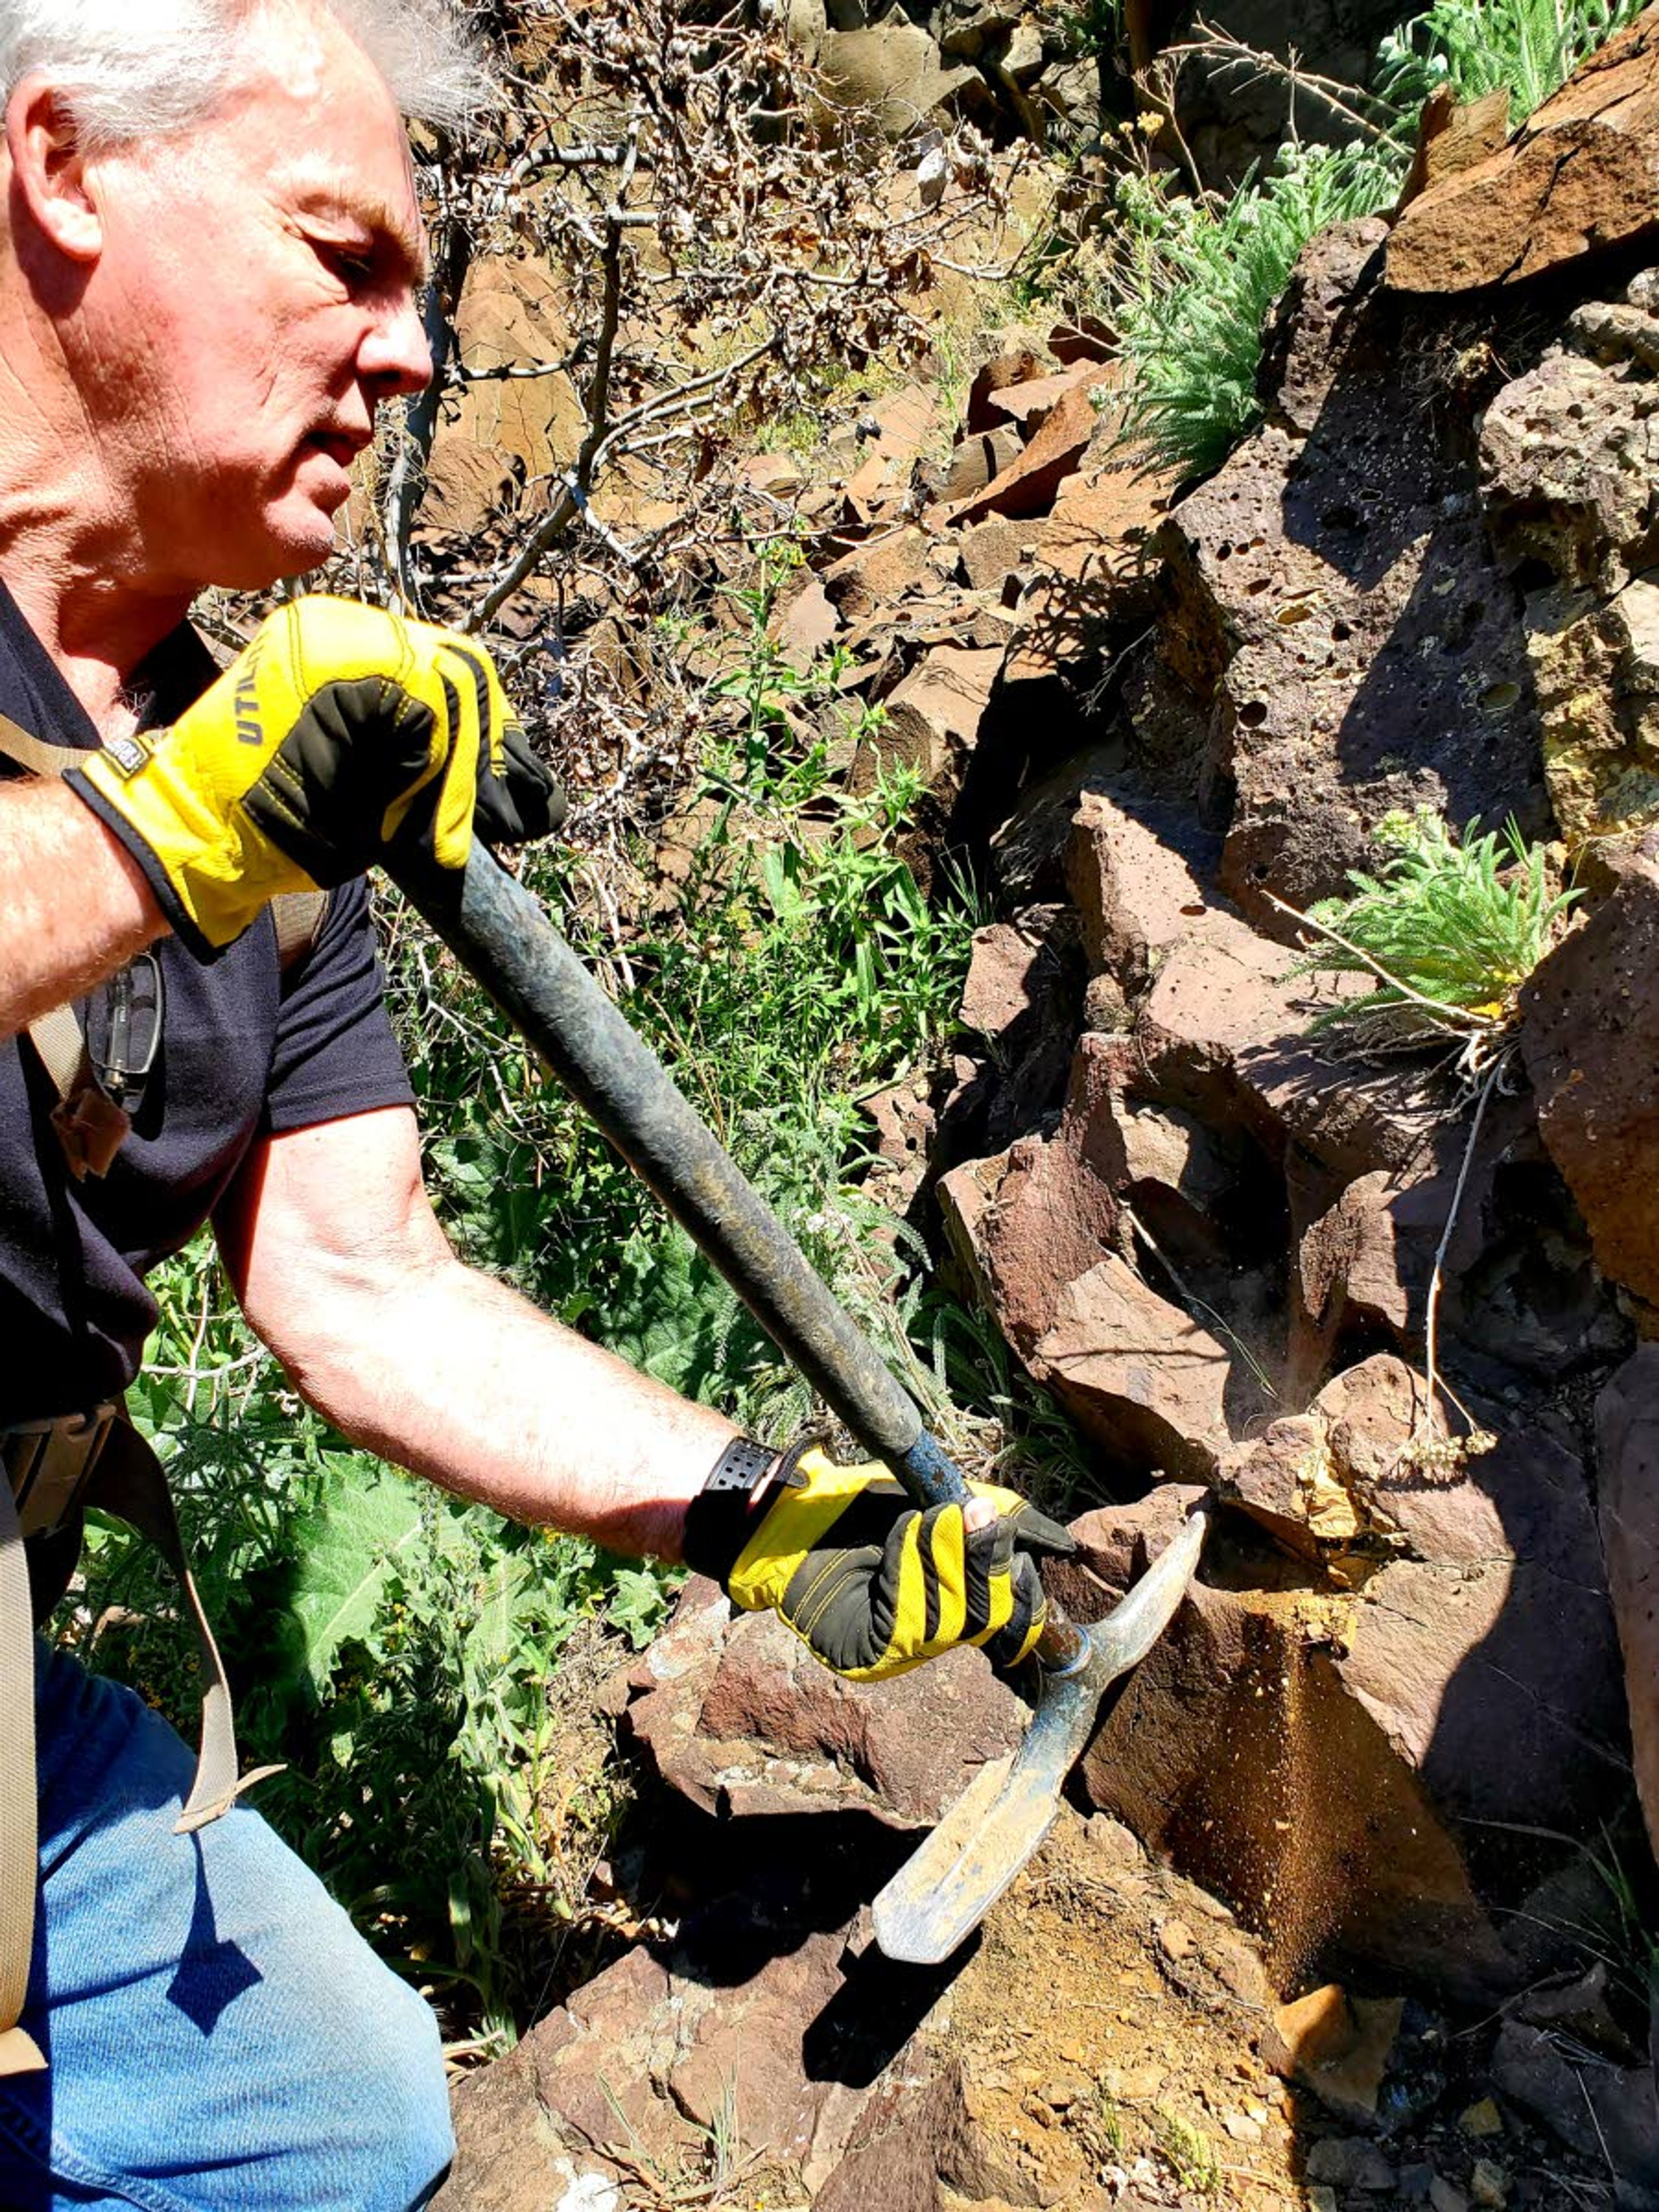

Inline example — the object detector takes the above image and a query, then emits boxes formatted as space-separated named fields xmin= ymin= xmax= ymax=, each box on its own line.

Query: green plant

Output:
xmin=1149 ymin=2105 xmax=1220 ymax=2193
xmin=1112 ymin=140 xmax=1402 ymax=480
xmin=1062 ymin=0 xmax=1122 ymax=63
xmin=1285 ymin=807 xmax=1580 ymax=1064
xmin=1377 ymin=0 xmax=1644 ymax=125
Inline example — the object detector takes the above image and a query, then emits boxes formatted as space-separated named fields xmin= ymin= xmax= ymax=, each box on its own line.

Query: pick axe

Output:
xmin=400 ymin=848 xmax=1207 ymax=1963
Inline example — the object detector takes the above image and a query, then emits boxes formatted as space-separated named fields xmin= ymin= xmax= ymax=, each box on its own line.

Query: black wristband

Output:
xmin=681 ymin=1437 xmax=783 ymax=1586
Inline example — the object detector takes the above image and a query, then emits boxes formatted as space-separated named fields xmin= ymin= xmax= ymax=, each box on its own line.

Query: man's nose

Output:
xmin=360 ymin=289 xmax=433 ymax=401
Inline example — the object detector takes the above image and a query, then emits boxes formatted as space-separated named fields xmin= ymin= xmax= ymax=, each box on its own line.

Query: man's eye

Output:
xmin=320 ymin=242 xmax=375 ymax=286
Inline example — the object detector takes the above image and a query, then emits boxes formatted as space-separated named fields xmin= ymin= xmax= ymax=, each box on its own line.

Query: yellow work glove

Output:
xmin=68 ymin=596 xmax=564 ymax=956
xmin=683 ymin=1440 xmax=1076 ymax=1681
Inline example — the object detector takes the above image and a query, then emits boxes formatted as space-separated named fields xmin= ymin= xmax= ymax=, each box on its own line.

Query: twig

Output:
xmin=1421 ymin=1049 xmax=1507 ymax=1437
xmin=1265 ymin=890 xmax=1501 ymax=1037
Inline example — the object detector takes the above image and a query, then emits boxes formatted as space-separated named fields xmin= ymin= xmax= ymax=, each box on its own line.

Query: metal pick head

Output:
xmin=871 ymin=1503 xmax=1209 ymax=1966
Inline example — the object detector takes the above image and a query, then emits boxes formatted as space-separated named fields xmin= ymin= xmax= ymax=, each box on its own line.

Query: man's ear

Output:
xmin=6 ymin=74 xmax=103 ymax=264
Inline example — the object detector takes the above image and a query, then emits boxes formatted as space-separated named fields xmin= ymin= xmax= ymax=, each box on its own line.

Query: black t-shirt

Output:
xmin=0 ymin=582 xmax=415 ymax=1425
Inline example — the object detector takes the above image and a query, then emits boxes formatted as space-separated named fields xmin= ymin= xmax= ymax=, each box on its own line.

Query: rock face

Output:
xmin=1139 ymin=217 xmax=1550 ymax=924
xmin=1388 ymin=5 xmax=1659 ymax=291
xmin=1522 ymin=844 xmax=1659 ymax=1306
xmin=1597 ymin=1349 xmax=1659 ymax=1858
xmin=1480 ymin=278 xmax=1659 ymax=850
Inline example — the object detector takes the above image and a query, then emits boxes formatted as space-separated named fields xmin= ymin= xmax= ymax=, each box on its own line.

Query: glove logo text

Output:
xmin=233 ymin=642 xmax=266 ymax=747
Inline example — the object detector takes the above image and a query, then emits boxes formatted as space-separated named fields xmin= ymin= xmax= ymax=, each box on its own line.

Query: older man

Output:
xmin=0 ymin=3 xmax=1070 ymax=2206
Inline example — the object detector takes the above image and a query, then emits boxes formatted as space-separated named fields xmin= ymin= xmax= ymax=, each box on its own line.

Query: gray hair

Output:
xmin=0 ymin=0 xmax=490 ymax=149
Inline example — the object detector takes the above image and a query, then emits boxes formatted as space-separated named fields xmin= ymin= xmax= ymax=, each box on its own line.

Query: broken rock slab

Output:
xmin=1033 ymin=1252 xmax=1233 ymax=1480
xmin=1069 ymin=1493 xmax=1519 ymax=2003
xmin=624 ymin=1578 xmax=1025 ymax=1828
xmin=1070 ymin=1410 xmax=1624 ymax=2002
xmin=1387 ymin=8 xmax=1659 ymax=292
xmin=1262 ymin=1984 xmax=1405 ymax=2126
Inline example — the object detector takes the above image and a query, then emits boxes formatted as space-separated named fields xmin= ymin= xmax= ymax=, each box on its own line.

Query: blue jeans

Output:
xmin=0 ymin=1643 xmax=454 ymax=2210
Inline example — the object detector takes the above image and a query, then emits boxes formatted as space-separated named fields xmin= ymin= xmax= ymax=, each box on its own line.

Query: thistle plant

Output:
xmin=1284 ymin=809 xmax=1580 ymax=1071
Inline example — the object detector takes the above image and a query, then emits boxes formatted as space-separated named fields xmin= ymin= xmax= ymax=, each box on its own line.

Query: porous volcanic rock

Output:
xmin=1388 ymin=6 xmax=1659 ymax=292
xmin=1597 ymin=1347 xmax=1659 ymax=1858
xmin=1139 ymin=216 xmax=1548 ymax=925
xmin=1521 ymin=842 xmax=1659 ymax=1305
xmin=1479 ymin=278 xmax=1659 ymax=848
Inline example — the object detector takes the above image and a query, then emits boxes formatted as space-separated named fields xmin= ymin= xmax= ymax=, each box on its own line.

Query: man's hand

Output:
xmin=67 ymin=597 xmax=564 ymax=956
xmin=684 ymin=1442 xmax=1076 ymax=1681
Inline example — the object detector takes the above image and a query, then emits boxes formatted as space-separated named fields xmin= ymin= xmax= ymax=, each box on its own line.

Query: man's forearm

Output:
xmin=0 ymin=780 xmax=165 ymax=1037
xmin=282 ymin=1252 xmax=739 ymax=1561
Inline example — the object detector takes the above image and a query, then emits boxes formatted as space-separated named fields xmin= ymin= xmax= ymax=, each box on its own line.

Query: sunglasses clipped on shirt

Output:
xmin=84 ymin=951 xmax=165 ymax=1116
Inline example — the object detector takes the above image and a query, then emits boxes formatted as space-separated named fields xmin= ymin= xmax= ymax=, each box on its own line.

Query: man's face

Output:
xmin=76 ymin=3 xmax=432 ymax=594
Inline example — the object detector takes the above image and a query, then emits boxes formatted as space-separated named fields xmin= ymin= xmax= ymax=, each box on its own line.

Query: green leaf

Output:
xmin=281 ymin=1468 xmax=425 ymax=1699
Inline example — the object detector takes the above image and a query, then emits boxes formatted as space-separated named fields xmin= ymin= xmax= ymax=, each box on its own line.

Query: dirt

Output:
xmin=939 ymin=1809 xmax=1305 ymax=2209
xmin=922 ymin=1808 xmax=1620 ymax=2212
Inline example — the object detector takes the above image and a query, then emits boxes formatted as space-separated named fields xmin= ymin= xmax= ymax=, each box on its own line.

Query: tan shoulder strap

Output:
xmin=0 ymin=1478 xmax=45 ymax=2075
xmin=0 ymin=712 xmax=124 ymax=1171
xmin=272 ymin=889 xmax=329 ymax=970
xmin=0 ymin=1413 xmax=282 ymax=2073
xmin=0 ymin=714 xmax=89 ymax=781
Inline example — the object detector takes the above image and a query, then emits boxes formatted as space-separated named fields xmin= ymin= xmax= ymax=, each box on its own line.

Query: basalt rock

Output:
xmin=1522 ymin=843 xmax=1659 ymax=1306
xmin=1479 ymin=277 xmax=1659 ymax=850
xmin=1139 ymin=217 xmax=1549 ymax=928
xmin=1067 ymin=1452 xmax=1623 ymax=2003
xmin=1597 ymin=1348 xmax=1659 ymax=1859
xmin=623 ymin=1578 xmax=1025 ymax=1829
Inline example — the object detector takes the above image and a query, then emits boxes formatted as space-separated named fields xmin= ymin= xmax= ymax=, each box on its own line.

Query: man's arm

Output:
xmin=0 ymin=780 xmax=166 ymax=1037
xmin=214 ymin=1103 xmax=739 ymax=1560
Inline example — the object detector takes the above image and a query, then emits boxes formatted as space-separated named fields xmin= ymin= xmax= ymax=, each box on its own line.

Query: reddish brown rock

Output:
xmin=1597 ymin=1346 xmax=1659 ymax=1859
xmin=959 ymin=514 xmax=1037 ymax=596
xmin=953 ymin=909 xmax=1079 ymax=1147
xmin=1064 ymin=789 xmax=1236 ymax=997
xmin=440 ymin=1913 xmax=861 ymax=2209
xmin=949 ymin=369 xmax=1115 ymax=525
xmin=1521 ymin=847 xmax=1659 ymax=1304
xmin=965 ymin=339 xmax=1048 ymax=434
xmin=823 ymin=526 xmax=932 ymax=620
xmin=1388 ymin=10 xmax=1659 ymax=292
xmin=1394 ymin=85 xmax=1514 ymax=210
xmin=1033 ymin=1253 xmax=1232 ymax=1478
xmin=624 ymin=1580 xmax=1024 ymax=1828
xmin=424 ymin=255 xmax=584 ymax=534
xmin=937 ymin=1119 xmax=1118 ymax=1353
xmin=869 ymin=642 xmax=1003 ymax=792
xmin=1076 ymin=1528 xmax=1518 ymax=2002
xmin=943 ymin=425 xmax=1023 ymax=503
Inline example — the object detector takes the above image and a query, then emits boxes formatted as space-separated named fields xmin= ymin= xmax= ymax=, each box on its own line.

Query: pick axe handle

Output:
xmin=399 ymin=849 xmax=1088 ymax=1672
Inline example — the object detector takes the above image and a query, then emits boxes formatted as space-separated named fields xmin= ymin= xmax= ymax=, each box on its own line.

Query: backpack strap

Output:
xmin=0 ymin=1409 xmax=283 ymax=2074
xmin=0 ymin=1476 xmax=44 ymax=2075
